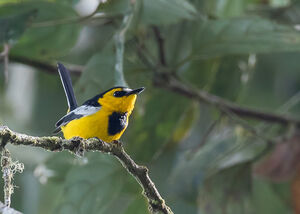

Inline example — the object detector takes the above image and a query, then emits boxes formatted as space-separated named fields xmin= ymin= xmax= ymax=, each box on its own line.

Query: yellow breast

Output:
xmin=61 ymin=108 xmax=129 ymax=142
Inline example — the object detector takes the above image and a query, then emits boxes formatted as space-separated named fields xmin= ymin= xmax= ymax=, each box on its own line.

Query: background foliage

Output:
xmin=1 ymin=0 xmax=300 ymax=213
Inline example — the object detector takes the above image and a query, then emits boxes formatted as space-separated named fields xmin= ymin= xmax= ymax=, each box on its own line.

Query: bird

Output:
xmin=54 ymin=63 xmax=144 ymax=142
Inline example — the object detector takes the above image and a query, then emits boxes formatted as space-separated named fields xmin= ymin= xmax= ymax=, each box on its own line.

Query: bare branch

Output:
xmin=152 ymin=27 xmax=166 ymax=66
xmin=0 ymin=126 xmax=173 ymax=214
xmin=153 ymin=72 xmax=300 ymax=126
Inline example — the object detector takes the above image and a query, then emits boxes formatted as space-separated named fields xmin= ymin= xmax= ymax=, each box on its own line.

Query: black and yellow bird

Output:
xmin=54 ymin=63 xmax=144 ymax=142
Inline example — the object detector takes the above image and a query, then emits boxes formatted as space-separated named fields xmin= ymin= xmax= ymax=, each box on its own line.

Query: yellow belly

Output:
xmin=61 ymin=108 xmax=128 ymax=142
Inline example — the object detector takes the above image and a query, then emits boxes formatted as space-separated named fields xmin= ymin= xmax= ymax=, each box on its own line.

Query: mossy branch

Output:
xmin=0 ymin=126 xmax=173 ymax=214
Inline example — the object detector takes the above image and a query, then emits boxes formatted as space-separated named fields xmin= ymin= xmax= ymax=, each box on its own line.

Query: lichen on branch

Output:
xmin=0 ymin=126 xmax=173 ymax=214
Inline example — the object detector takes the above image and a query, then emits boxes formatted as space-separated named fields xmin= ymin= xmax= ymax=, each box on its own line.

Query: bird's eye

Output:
xmin=113 ymin=91 xmax=127 ymax=97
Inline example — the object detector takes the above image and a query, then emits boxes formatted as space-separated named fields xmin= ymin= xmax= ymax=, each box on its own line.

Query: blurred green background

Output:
xmin=1 ymin=0 xmax=300 ymax=213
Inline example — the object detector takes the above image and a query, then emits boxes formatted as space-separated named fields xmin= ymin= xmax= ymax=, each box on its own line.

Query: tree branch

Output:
xmin=153 ymin=72 xmax=300 ymax=126
xmin=152 ymin=27 xmax=166 ymax=66
xmin=0 ymin=126 xmax=173 ymax=214
xmin=10 ymin=55 xmax=300 ymax=126
xmin=10 ymin=56 xmax=83 ymax=75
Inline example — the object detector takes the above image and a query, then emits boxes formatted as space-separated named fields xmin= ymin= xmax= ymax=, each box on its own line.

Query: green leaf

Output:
xmin=194 ymin=16 xmax=300 ymax=57
xmin=170 ymin=121 xmax=265 ymax=197
xmin=6 ymin=1 xmax=81 ymax=59
xmin=0 ymin=8 xmax=36 ymax=44
xmin=204 ymin=0 xmax=245 ymax=18
xmin=252 ymin=179 xmax=292 ymax=214
xmin=141 ymin=0 xmax=197 ymax=25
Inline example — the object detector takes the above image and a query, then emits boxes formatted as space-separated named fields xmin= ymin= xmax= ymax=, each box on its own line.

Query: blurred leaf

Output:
xmin=170 ymin=122 xmax=265 ymax=197
xmin=52 ymin=153 xmax=148 ymax=214
xmin=0 ymin=0 xmax=21 ymax=5
xmin=204 ymin=0 xmax=245 ymax=18
xmin=45 ymin=152 xmax=75 ymax=183
xmin=193 ymin=16 xmax=300 ymax=57
xmin=253 ymin=179 xmax=291 ymax=214
xmin=6 ymin=1 xmax=81 ymax=59
xmin=166 ymin=101 xmax=199 ymax=149
xmin=125 ymin=89 xmax=191 ymax=162
xmin=163 ymin=21 xmax=195 ymax=65
xmin=56 ymin=0 xmax=80 ymax=6
xmin=74 ymin=42 xmax=116 ymax=103
xmin=31 ymin=70 xmax=68 ymax=135
xmin=198 ymin=163 xmax=254 ymax=214
xmin=141 ymin=0 xmax=197 ymax=25
xmin=97 ymin=0 xmax=131 ymax=15
xmin=180 ymin=58 xmax=221 ymax=90
xmin=123 ymin=195 xmax=149 ymax=214
xmin=0 ymin=8 xmax=36 ymax=44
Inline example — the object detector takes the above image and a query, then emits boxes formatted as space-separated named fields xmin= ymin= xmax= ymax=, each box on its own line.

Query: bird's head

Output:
xmin=97 ymin=87 xmax=144 ymax=113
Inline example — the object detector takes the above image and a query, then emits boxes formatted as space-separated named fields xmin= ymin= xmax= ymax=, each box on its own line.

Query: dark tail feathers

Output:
xmin=57 ymin=62 xmax=78 ymax=111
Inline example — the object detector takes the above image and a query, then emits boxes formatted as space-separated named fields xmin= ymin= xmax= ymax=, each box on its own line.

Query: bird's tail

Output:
xmin=57 ymin=63 xmax=78 ymax=111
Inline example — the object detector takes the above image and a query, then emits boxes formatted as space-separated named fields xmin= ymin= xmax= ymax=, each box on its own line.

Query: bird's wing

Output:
xmin=53 ymin=105 xmax=101 ymax=133
xmin=57 ymin=63 xmax=78 ymax=111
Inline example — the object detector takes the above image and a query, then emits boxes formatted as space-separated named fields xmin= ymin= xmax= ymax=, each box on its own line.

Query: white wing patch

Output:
xmin=73 ymin=105 xmax=101 ymax=116
xmin=55 ymin=105 xmax=101 ymax=129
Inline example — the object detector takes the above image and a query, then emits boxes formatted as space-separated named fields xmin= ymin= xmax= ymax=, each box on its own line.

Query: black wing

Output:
xmin=57 ymin=63 xmax=78 ymax=111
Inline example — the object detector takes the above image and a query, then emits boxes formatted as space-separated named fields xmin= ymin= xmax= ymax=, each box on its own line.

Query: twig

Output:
xmin=0 ymin=200 xmax=22 ymax=214
xmin=0 ymin=126 xmax=173 ymax=214
xmin=153 ymin=72 xmax=300 ymax=126
xmin=0 ymin=44 xmax=10 ymax=83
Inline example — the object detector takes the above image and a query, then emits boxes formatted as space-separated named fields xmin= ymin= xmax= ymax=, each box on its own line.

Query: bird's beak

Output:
xmin=127 ymin=87 xmax=145 ymax=95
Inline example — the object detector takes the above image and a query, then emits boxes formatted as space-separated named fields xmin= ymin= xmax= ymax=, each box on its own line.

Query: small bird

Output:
xmin=54 ymin=63 xmax=144 ymax=142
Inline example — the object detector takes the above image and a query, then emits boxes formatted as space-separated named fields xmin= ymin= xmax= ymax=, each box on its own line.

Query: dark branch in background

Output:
xmin=0 ymin=126 xmax=173 ymax=214
xmin=152 ymin=27 xmax=166 ymax=66
xmin=10 ymin=55 xmax=300 ymax=127
xmin=10 ymin=56 xmax=83 ymax=75
xmin=153 ymin=72 xmax=300 ymax=126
